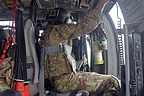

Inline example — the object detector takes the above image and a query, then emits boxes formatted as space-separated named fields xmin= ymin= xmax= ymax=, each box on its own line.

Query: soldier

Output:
xmin=40 ymin=0 xmax=121 ymax=96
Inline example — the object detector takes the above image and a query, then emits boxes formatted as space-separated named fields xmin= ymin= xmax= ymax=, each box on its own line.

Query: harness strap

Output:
xmin=39 ymin=49 xmax=45 ymax=96
xmin=44 ymin=44 xmax=76 ymax=73
xmin=64 ymin=45 xmax=77 ymax=73
xmin=44 ymin=44 xmax=64 ymax=55
xmin=14 ymin=9 xmax=24 ymax=80
xmin=19 ymin=9 xmax=27 ymax=81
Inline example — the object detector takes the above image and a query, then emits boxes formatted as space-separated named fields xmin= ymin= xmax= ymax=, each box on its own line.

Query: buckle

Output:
xmin=59 ymin=44 xmax=64 ymax=53
xmin=45 ymin=45 xmax=64 ymax=55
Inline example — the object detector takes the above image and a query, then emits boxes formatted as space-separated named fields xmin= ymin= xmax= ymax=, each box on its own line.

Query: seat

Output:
xmin=44 ymin=79 xmax=89 ymax=96
xmin=46 ymin=90 xmax=89 ymax=96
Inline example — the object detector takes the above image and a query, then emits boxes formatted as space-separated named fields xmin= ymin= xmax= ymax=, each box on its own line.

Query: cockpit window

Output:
xmin=109 ymin=3 xmax=125 ymax=29
xmin=0 ymin=21 xmax=13 ymax=30
xmin=0 ymin=21 xmax=12 ymax=26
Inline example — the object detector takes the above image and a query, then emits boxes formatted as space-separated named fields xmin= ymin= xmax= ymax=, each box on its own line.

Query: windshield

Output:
xmin=109 ymin=3 xmax=125 ymax=29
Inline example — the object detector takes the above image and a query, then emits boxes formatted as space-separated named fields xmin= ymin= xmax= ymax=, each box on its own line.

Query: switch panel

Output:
xmin=128 ymin=33 xmax=143 ymax=96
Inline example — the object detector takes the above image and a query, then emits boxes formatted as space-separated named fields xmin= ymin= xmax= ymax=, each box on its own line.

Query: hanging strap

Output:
xmin=29 ymin=0 xmax=40 ymax=45
xmin=39 ymin=49 xmax=45 ymax=96
xmin=13 ymin=3 xmax=27 ymax=81
xmin=19 ymin=9 xmax=27 ymax=81
xmin=29 ymin=0 xmax=37 ymax=23
xmin=14 ymin=9 xmax=23 ymax=80
xmin=64 ymin=45 xmax=77 ymax=74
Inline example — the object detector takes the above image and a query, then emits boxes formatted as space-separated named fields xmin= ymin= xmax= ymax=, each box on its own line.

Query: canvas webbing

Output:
xmin=39 ymin=49 xmax=45 ymax=96
xmin=14 ymin=9 xmax=27 ymax=81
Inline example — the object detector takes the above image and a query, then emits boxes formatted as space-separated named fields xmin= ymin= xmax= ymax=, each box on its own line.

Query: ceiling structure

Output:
xmin=117 ymin=0 xmax=144 ymax=23
xmin=0 ymin=0 xmax=92 ymax=20
xmin=0 ymin=0 xmax=115 ymax=21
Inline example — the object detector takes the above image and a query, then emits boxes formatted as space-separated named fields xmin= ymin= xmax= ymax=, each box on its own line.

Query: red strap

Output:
xmin=0 ymin=0 xmax=17 ymax=65
xmin=10 ymin=0 xmax=17 ymax=36
xmin=0 ymin=37 xmax=12 ymax=64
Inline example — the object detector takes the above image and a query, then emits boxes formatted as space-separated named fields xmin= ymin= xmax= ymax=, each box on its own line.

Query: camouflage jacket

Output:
xmin=41 ymin=8 xmax=103 ymax=47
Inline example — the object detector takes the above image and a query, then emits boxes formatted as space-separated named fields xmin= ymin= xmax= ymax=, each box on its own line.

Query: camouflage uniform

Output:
xmin=41 ymin=8 xmax=121 ymax=95
xmin=0 ymin=57 xmax=14 ymax=93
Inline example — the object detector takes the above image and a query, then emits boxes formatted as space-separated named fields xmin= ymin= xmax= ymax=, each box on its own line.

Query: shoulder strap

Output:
xmin=64 ymin=45 xmax=77 ymax=73
xmin=29 ymin=0 xmax=37 ymax=23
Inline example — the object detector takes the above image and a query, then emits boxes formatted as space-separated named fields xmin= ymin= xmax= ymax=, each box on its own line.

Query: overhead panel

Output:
xmin=56 ymin=0 xmax=76 ymax=9
xmin=36 ymin=0 xmax=78 ymax=9
xmin=0 ymin=0 xmax=31 ymax=20
xmin=5 ymin=0 xmax=31 ymax=7
xmin=5 ymin=0 xmax=14 ymax=7
xmin=5 ymin=0 xmax=13 ymax=4
xmin=21 ymin=0 xmax=31 ymax=7
xmin=117 ymin=0 xmax=144 ymax=23
xmin=0 ymin=0 xmax=8 ymax=9
xmin=36 ymin=0 xmax=55 ymax=9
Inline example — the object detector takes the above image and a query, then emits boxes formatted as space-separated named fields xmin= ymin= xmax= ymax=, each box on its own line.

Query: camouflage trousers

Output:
xmin=52 ymin=72 xmax=121 ymax=96
xmin=0 ymin=79 xmax=10 ymax=93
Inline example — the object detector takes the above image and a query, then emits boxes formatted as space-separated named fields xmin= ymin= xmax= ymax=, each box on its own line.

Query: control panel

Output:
xmin=128 ymin=33 xmax=143 ymax=96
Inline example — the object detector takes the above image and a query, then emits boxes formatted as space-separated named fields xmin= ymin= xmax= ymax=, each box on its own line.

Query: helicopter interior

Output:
xmin=0 ymin=0 xmax=144 ymax=96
